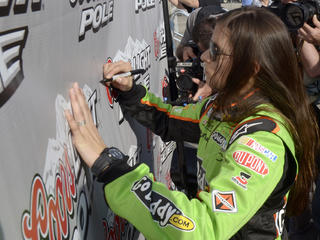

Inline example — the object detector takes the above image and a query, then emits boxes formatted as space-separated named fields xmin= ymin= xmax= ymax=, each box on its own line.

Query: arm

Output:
xmin=65 ymin=81 xmax=291 ymax=239
xmin=169 ymin=0 xmax=186 ymax=8
xmin=299 ymin=40 xmax=320 ymax=78
xmin=178 ymin=0 xmax=199 ymax=8
xmin=175 ymin=8 xmax=200 ymax=61
xmin=105 ymin=129 xmax=289 ymax=239
xmin=104 ymin=61 xmax=203 ymax=143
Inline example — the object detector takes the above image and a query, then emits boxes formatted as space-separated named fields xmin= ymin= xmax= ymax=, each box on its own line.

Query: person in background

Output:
xmin=169 ymin=0 xmax=221 ymax=12
xmin=65 ymin=7 xmax=319 ymax=239
xmin=285 ymin=14 xmax=320 ymax=240
xmin=176 ymin=5 xmax=227 ymax=61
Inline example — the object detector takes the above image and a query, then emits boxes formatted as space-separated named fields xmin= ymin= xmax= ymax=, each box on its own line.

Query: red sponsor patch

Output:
xmin=233 ymin=151 xmax=269 ymax=176
xmin=212 ymin=190 xmax=237 ymax=213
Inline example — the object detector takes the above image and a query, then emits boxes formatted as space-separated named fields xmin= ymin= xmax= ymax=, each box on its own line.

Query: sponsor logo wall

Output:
xmin=0 ymin=1 xmax=174 ymax=239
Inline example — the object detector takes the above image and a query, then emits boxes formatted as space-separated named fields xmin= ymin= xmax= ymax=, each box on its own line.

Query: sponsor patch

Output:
xmin=228 ymin=117 xmax=278 ymax=147
xmin=131 ymin=176 xmax=195 ymax=231
xmin=212 ymin=190 xmax=237 ymax=213
xmin=212 ymin=132 xmax=227 ymax=150
xmin=238 ymin=136 xmax=278 ymax=161
xmin=233 ymin=151 xmax=269 ymax=176
xmin=231 ymin=172 xmax=251 ymax=190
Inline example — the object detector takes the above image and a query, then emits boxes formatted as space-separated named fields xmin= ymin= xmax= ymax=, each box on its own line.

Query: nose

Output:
xmin=201 ymin=49 xmax=210 ymax=62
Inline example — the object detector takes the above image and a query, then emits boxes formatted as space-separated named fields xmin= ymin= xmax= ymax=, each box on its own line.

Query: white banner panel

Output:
xmin=0 ymin=0 xmax=176 ymax=239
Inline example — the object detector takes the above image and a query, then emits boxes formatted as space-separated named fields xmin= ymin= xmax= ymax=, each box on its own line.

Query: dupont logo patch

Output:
xmin=233 ymin=151 xmax=269 ymax=176
xmin=212 ymin=190 xmax=237 ymax=213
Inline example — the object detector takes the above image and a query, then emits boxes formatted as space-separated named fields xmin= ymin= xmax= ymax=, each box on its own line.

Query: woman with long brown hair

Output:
xmin=65 ymin=7 xmax=319 ymax=239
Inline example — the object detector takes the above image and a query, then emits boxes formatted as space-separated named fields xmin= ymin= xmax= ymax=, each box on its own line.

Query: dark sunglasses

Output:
xmin=209 ymin=41 xmax=232 ymax=61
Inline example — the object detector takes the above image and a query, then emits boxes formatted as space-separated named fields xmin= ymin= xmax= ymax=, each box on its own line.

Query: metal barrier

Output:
xmin=169 ymin=8 xmax=189 ymax=52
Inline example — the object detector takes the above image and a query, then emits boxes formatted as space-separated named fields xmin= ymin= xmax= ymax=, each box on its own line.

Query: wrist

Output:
xmin=91 ymin=147 xmax=135 ymax=183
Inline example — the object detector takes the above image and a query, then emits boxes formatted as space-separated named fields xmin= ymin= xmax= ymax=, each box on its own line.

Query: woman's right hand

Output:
xmin=103 ymin=61 xmax=133 ymax=92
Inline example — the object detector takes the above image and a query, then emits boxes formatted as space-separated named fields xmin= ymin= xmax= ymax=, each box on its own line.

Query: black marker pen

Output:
xmin=100 ymin=69 xmax=146 ymax=84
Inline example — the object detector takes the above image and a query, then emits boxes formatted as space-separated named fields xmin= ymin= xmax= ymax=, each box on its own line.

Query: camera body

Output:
xmin=266 ymin=0 xmax=320 ymax=31
xmin=174 ymin=57 xmax=204 ymax=105
xmin=172 ymin=41 xmax=205 ymax=105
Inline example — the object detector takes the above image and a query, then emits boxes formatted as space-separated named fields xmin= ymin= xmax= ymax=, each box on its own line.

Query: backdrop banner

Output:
xmin=0 ymin=0 xmax=176 ymax=239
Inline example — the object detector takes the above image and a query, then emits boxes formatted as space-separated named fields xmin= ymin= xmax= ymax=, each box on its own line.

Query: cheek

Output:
xmin=207 ymin=59 xmax=230 ymax=89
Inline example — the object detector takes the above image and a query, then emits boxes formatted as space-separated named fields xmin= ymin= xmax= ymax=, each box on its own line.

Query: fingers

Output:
xmin=182 ymin=47 xmax=196 ymax=61
xmin=73 ymin=82 xmax=94 ymax=125
xmin=69 ymin=86 xmax=86 ymax=125
xmin=103 ymin=61 xmax=132 ymax=79
xmin=192 ymin=78 xmax=201 ymax=85
xmin=65 ymin=109 xmax=81 ymax=138
xmin=298 ymin=26 xmax=314 ymax=43
xmin=192 ymin=92 xmax=201 ymax=101
xmin=313 ymin=15 xmax=320 ymax=28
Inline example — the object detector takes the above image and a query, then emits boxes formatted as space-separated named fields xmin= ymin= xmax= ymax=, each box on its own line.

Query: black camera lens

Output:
xmin=284 ymin=3 xmax=305 ymax=29
xmin=176 ymin=74 xmax=195 ymax=92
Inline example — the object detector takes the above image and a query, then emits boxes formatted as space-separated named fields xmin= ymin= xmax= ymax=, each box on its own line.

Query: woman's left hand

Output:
xmin=65 ymin=82 xmax=106 ymax=168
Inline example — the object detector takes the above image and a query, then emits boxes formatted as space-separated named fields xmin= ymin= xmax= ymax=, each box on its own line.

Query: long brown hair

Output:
xmin=213 ymin=7 xmax=319 ymax=215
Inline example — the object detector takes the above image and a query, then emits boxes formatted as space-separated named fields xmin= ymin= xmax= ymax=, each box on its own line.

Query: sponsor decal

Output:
xmin=104 ymin=57 xmax=117 ymax=109
xmin=102 ymin=214 xmax=137 ymax=240
xmin=144 ymin=73 xmax=150 ymax=90
xmin=135 ymin=0 xmax=155 ymax=13
xmin=160 ymin=140 xmax=175 ymax=164
xmin=274 ymin=197 xmax=287 ymax=238
xmin=155 ymin=138 xmax=175 ymax=183
xmin=0 ymin=0 xmax=41 ymax=16
xmin=231 ymin=172 xmax=251 ymax=190
xmin=0 ymin=0 xmax=42 ymax=106
xmin=161 ymin=75 xmax=169 ymax=99
xmin=230 ymin=122 xmax=263 ymax=145
xmin=127 ymin=145 xmax=141 ymax=167
xmin=212 ymin=132 xmax=227 ymax=150
xmin=212 ymin=190 xmax=237 ymax=213
xmin=0 ymin=27 xmax=28 ymax=107
xmin=197 ymin=157 xmax=208 ymax=190
xmin=228 ymin=117 xmax=278 ymax=146
xmin=238 ymin=136 xmax=278 ymax=162
xmin=153 ymin=22 xmax=166 ymax=61
xmin=21 ymin=86 xmax=98 ymax=240
xmin=233 ymin=151 xmax=269 ymax=176
xmin=131 ymin=176 xmax=195 ymax=231
xmin=69 ymin=0 xmax=114 ymax=41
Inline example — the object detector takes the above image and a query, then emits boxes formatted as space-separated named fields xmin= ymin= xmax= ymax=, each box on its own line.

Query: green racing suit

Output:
xmin=100 ymin=84 xmax=298 ymax=240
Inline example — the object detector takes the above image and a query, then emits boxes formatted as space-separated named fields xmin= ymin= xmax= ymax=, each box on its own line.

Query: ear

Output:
xmin=254 ymin=62 xmax=260 ymax=75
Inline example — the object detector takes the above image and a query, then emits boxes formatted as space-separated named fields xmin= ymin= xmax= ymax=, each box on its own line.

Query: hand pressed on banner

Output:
xmin=103 ymin=61 xmax=133 ymax=92
xmin=65 ymin=82 xmax=106 ymax=168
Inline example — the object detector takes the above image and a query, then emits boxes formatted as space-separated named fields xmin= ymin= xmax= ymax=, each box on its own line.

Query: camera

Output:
xmin=173 ymin=41 xmax=204 ymax=106
xmin=266 ymin=0 xmax=320 ymax=31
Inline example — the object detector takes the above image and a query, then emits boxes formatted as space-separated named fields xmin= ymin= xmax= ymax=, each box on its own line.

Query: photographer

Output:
xmin=175 ymin=16 xmax=217 ymax=104
xmin=66 ymin=8 xmax=319 ymax=239
xmin=175 ymin=5 xmax=226 ymax=61
xmin=291 ymin=15 xmax=320 ymax=240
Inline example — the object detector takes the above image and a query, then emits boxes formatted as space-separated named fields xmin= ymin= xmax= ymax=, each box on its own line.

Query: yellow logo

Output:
xmin=169 ymin=214 xmax=195 ymax=231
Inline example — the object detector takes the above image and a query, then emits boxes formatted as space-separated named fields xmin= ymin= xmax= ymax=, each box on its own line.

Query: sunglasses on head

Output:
xmin=209 ymin=41 xmax=232 ymax=61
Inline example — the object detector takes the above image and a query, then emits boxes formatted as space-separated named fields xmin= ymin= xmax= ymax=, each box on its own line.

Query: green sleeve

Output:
xmin=104 ymin=130 xmax=288 ymax=239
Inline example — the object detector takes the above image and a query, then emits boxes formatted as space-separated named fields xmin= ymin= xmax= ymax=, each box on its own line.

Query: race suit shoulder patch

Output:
xmin=131 ymin=176 xmax=195 ymax=231
xmin=238 ymin=136 xmax=278 ymax=162
xmin=233 ymin=151 xmax=269 ymax=176
xmin=212 ymin=190 xmax=238 ymax=213
xmin=228 ymin=117 xmax=279 ymax=147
